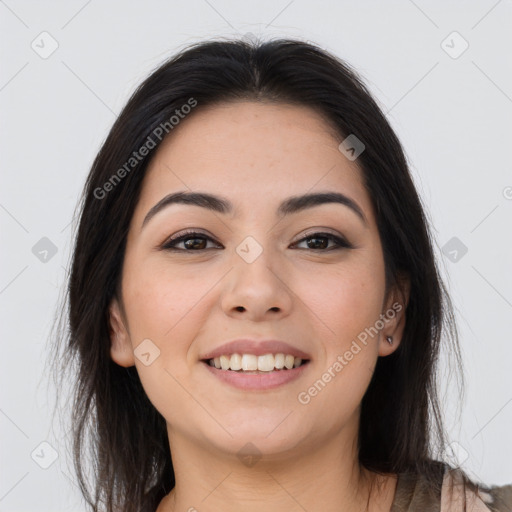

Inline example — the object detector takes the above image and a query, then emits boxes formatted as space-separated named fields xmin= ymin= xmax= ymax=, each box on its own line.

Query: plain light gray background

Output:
xmin=1 ymin=1 xmax=511 ymax=510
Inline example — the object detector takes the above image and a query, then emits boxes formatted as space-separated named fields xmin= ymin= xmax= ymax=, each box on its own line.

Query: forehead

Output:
xmin=133 ymin=101 xmax=372 ymax=224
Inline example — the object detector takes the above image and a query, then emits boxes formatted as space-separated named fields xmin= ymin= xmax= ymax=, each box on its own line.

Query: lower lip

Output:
xmin=202 ymin=361 xmax=310 ymax=390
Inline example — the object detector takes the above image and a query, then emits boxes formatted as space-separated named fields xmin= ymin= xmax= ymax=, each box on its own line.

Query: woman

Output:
xmin=50 ymin=37 xmax=512 ymax=511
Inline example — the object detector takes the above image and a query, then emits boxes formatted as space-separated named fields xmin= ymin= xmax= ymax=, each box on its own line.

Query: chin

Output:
xmin=204 ymin=414 xmax=308 ymax=455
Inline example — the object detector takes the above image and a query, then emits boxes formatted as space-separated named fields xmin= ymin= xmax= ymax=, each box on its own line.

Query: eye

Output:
xmin=161 ymin=230 xmax=352 ymax=252
xmin=292 ymin=232 xmax=353 ymax=251
xmin=161 ymin=230 xmax=221 ymax=251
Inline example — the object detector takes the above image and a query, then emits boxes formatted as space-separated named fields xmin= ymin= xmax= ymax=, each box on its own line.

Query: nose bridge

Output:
xmin=233 ymin=233 xmax=282 ymax=289
xmin=221 ymin=233 xmax=292 ymax=318
xmin=230 ymin=205 xmax=279 ymax=266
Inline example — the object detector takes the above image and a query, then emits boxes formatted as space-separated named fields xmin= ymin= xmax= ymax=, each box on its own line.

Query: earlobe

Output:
xmin=379 ymin=313 xmax=405 ymax=356
xmin=108 ymin=298 xmax=135 ymax=367
xmin=379 ymin=274 xmax=410 ymax=356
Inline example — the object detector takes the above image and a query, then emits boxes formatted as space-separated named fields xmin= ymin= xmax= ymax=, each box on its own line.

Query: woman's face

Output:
xmin=109 ymin=101 xmax=407 ymax=460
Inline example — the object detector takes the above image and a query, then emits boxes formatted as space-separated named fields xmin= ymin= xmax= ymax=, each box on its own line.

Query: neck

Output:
xmin=157 ymin=416 xmax=397 ymax=512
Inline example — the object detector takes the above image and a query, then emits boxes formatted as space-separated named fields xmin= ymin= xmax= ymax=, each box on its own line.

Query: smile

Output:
xmin=206 ymin=353 xmax=308 ymax=372
xmin=201 ymin=353 xmax=311 ymax=391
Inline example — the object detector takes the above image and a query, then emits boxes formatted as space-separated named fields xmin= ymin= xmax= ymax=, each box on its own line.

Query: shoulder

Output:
xmin=440 ymin=466 xmax=512 ymax=512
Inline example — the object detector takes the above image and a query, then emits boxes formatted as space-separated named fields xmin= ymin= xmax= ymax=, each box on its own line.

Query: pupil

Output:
xmin=308 ymin=237 xmax=327 ymax=249
xmin=185 ymin=238 xmax=205 ymax=250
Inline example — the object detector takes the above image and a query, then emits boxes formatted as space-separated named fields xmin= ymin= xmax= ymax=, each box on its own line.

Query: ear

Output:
xmin=108 ymin=298 xmax=135 ymax=367
xmin=379 ymin=273 xmax=410 ymax=357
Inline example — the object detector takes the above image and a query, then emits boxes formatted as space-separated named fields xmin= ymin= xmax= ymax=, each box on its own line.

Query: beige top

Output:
xmin=390 ymin=463 xmax=512 ymax=511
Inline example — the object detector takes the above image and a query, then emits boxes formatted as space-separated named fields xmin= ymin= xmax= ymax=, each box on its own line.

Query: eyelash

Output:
xmin=160 ymin=229 xmax=353 ymax=252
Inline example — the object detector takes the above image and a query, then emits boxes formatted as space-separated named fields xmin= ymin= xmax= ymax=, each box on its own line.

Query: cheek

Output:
xmin=122 ymin=260 xmax=211 ymax=341
xmin=121 ymin=263 xmax=210 ymax=417
xmin=298 ymin=265 xmax=383 ymax=415
xmin=300 ymin=258 xmax=385 ymax=345
xmin=314 ymin=258 xmax=385 ymax=403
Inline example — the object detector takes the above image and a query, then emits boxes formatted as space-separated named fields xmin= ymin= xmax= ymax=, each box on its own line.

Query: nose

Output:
xmin=220 ymin=240 xmax=293 ymax=322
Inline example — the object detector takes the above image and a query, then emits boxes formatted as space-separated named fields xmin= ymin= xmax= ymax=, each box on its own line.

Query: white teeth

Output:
xmin=274 ymin=353 xmax=285 ymax=369
xmin=207 ymin=353 xmax=307 ymax=372
xmin=241 ymin=354 xmax=258 ymax=371
xmin=257 ymin=354 xmax=275 ymax=372
xmin=220 ymin=355 xmax=230 ymax=370
xmin=230 ymin=353 xmax=242 ymax=371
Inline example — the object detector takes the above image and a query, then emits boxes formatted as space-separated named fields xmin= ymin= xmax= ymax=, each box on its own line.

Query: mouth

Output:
xmin=201 ymin=353 xmax=311 ymax=373
xmin=201 ymin=353 xmax=311 ymax=391
xmin=199 ymin=339 xmax=312 ymax=389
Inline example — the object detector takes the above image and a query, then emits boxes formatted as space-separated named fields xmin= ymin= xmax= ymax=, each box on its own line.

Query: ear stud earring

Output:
xmin=386 ymin=336 xmax=393 ymax=345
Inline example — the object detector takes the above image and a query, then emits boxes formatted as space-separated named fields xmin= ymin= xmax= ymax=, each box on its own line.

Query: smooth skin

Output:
xmin=109 ymin=101 xmax=409 ymax=512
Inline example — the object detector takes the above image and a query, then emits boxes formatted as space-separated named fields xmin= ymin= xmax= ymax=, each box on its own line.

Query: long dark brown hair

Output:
xmin=48 ymin=36 xmax=478 ymax=511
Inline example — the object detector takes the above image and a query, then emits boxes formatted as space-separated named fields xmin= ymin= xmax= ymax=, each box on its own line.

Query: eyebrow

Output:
xmin=141 ymin=190 xmax=368 ymax=230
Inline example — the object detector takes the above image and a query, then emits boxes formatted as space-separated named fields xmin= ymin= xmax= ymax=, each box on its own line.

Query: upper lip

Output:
xmin=200 ymin=339 xmax=312 ymax=361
